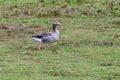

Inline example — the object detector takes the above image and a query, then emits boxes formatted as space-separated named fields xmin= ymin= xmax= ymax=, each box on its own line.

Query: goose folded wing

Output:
xmin=32 ymin=32 xmax=52 ymax=39
xmin=41 ymin=33 xmax=53 ymax=43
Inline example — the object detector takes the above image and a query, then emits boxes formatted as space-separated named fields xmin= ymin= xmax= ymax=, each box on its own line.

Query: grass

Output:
xmin=0 ymin=0 xmax=120 ymax=80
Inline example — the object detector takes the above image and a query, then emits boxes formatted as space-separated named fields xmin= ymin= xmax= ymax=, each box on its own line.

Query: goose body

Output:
xmin=32 ymin=21 xmax=61 ymax=49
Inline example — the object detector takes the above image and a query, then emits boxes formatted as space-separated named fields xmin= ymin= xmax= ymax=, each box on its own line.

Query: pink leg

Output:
xmin=38 ymin=43 xmax=42 ymax=50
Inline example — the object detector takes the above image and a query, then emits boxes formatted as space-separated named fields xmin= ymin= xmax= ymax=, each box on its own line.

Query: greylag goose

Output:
xmin=32 ymin=21 xmax=61 ymax=50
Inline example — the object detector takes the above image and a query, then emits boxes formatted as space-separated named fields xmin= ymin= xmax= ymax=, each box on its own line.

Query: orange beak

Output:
xmin=57 ymin=22 xmax=61 ymax=26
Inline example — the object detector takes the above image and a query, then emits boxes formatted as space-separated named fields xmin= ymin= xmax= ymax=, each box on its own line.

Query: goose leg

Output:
xmin=38 ymin=42 xmax=42 ymax=50
xmin=47 ymin=44 xmax=52 ymax=49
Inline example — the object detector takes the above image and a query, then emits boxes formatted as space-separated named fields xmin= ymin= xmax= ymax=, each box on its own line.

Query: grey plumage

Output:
xmin=32 ymin=21 xmax=61 ymax=49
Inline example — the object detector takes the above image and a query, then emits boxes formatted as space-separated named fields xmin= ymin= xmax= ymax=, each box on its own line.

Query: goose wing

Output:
xmin=32 ymin=32 xmax=55 ymax=43
xmin=40 ymin=32 xmax=55 ymax=43
xmin=32 ymin=32 xmax=52 ymax=39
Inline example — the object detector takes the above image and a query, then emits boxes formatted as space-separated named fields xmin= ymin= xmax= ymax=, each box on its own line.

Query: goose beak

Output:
xmin=57 ymin=22 xmax=61 ymax=26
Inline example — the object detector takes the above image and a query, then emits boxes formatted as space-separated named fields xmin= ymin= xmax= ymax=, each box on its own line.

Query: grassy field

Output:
xmin=0 ymin=0 xmax=120 ymax=80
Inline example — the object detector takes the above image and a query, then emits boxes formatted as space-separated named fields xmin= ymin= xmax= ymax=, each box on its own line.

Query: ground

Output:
xmin=0 ymin=0 xmax=120 ymax=80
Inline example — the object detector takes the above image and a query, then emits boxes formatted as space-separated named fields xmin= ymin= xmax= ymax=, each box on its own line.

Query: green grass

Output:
xmin=0 ymin=0 xmax=120 ymax=80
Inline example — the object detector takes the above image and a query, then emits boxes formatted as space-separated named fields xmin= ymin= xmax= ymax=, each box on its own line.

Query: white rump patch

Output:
xmin=32 ymin=37 xmax=42 ymax=42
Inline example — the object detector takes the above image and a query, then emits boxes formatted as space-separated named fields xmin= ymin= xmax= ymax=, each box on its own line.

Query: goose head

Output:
xmin=53 ymin=21 xmax=61 ymax=26
xmin=52 ymin=21 xmax=61 ymax=32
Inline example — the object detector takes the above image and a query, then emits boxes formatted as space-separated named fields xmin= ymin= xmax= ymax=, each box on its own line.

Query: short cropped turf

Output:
xmin=0 ymin=0 xmax=120 ymax=80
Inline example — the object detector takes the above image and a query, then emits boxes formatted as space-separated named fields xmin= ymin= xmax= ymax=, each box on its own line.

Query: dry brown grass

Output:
xmin=0 ymin=0 xmax=119 ymax=18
